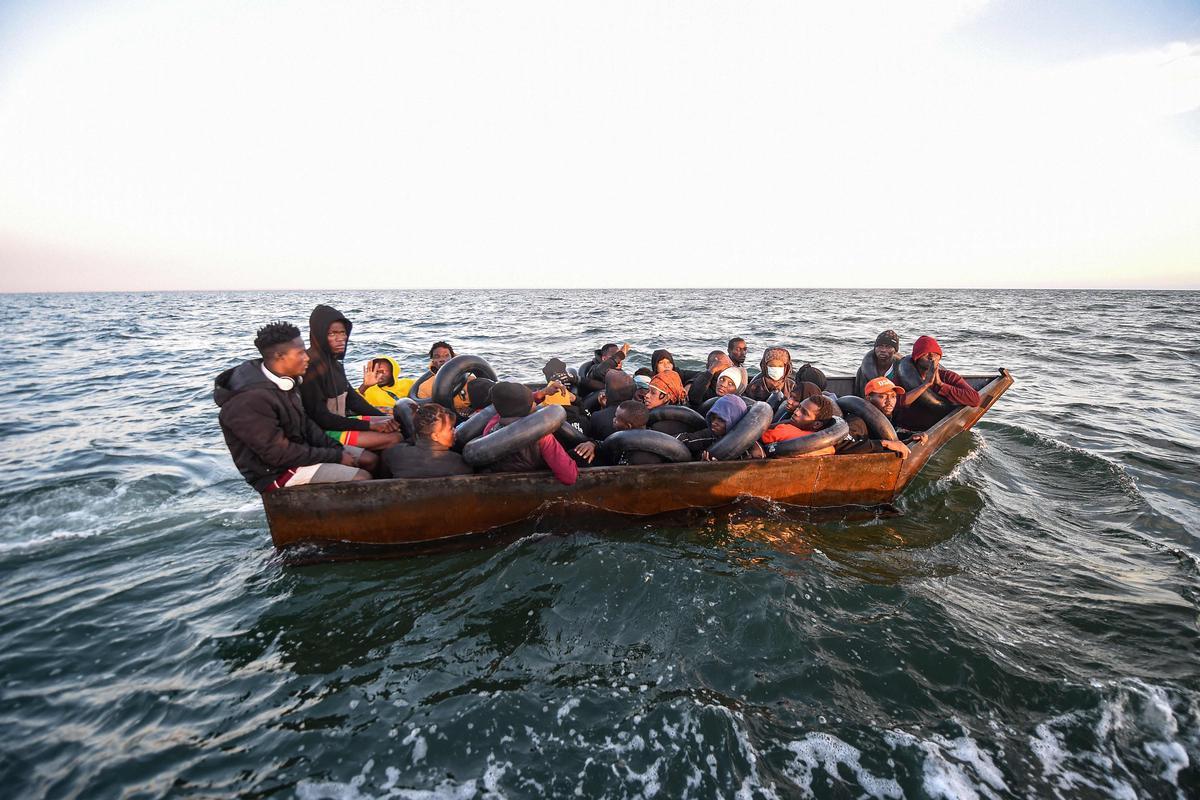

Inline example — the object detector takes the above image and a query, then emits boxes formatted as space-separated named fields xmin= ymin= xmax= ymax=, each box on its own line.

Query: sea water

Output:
xmin=1 ymin=288 xmax=1198 ymax=798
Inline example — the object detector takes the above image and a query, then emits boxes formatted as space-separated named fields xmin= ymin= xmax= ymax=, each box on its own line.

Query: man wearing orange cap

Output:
xmin=863 ymin=376 xmax=928 ymax=443
xmin=904 ymin=336 xmax=981 ymax=409
xmin=833 ymin=376 xmax=928 ymax=457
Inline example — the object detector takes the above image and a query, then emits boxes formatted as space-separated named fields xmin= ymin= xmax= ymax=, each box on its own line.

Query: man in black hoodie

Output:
xmin=215 ymin=321 xmax=376 ymax=492
xmin=300 ymin=304 xmax=402 ymax=451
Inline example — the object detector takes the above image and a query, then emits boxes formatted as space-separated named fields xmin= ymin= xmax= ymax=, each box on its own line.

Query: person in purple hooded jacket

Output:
xmin=676 ymin=394 xmax=765 ymax=461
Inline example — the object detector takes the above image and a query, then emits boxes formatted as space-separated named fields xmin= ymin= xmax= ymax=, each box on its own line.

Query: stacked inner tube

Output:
xmin=894 ymin=356 xmax=946 ymax=409
xmin=764 ymin=417 xmax=850 ymax=457
xmin=554 ymin=420 xmax=590 ymax=450
xmin=648 ymin=405 xmax=707 ymax=431
xmin=707 ymin=401 xmax=772 ymax=461
xmin=432 ymin=355 xmax=499 ymax=412
xmin=392 ymin=397 xmax=419 ymax=442
xmin=408 ymin=370 xmax=434 ymax=401
xmin=453 ymin=404 xmax=496 ymax=450
xmin=834 ymin=395 xmax=897 ymax=441
xmin=463 ymin=405 xmax=566 ymax=467
xmin=600 ymin=429 xmax=692 ymax=464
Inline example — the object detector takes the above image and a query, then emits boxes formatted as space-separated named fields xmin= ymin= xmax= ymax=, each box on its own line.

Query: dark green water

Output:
xmin=2 ymin=289 xmax=1198 ymax=798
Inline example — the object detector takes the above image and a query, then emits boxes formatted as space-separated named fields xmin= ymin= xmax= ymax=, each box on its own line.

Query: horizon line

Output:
xmin=2 ymin=285 xmax=1199 ymax=296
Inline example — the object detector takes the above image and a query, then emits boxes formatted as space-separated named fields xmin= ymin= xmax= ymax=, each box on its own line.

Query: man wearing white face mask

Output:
xmin=746 ymin=346 xmax=795 ymax=401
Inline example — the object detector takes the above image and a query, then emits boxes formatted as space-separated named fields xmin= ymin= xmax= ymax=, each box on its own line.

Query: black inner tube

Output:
xmin=392 ymin=397 xmax=418 ymax=442
xmin=765 ymin=390 xmax=786 ymax=411
xmin=857 ymin=351 xmax=897 ymax=391
xmin=554 ymin=420 xmax=590 ymax=450
xmin=408 ymin=370 xmax=434 ymax=399
xmin=764 ymin=417 xmax=850 ymax=457
xmin=600 ymin=429 xmax=692 ymax=464
xmin=699 ymin=395 xmax=720 ymax=415
xmin=648 ymin=405 xmax=707 ymax=431
xmin=894 ymin=356 xmax=947 ymax=409
xmin=707 ymin=401 xmax=772 ymax=461
xmin=835 ymin=395 xmax=897 ymax=442
xmin=432 ymin=355 xmax=499 ymax=411
xmin=462 ymin=405 xmax=566 ymax=467
xmin=453 ymin=405 xmax=496 ymax=450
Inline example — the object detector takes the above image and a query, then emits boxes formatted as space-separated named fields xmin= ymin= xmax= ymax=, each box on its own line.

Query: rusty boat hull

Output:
xmin=263 ymin=370 xmax=1013 ymax=551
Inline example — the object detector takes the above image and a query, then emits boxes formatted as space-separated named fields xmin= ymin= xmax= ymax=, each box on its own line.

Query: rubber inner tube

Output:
xmin=432 ymin=355 xmax=499 ymax=411
xmin=392 ymin=397 xmax=418 ymax=442
xmin=765 ymin=390 xmax=786 ymax=411
xmin=453 ymin=405 xmax=496 ymax=450
xmin=699 ymin=395 xmax=720 ymax=415
xmin=835 ymin=395 xmax=898 ymax=441
xmin=707 ymin=401 xmax=772 ymax=461
xmin=858 ymin=351 xmax=896 ymax=390
xmin=554 ymin=419 xmax=590 ymax=450
xmin=764 ymin=417 xmax=850 ymax=458
xmin=408 ymin=370 xmax=434 ymax=400
xmin=773 ymin=403 xmax=792 ymax=424
xmin=648 ymin=405 xmax=707 ymax=431
xmin=463 ymin=405 xmax=566 ymax=467
xmin=894 ymin=356 xmax=946 ymax=409
xmin=600 ymin=429 xmax=692 ymax=464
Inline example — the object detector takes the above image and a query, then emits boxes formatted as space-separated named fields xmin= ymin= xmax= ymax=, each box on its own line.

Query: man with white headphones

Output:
xmin=214 ymin=321 xmax=377 ymax=493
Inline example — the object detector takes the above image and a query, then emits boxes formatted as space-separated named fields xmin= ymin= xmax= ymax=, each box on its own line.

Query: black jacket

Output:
xmin=300 ymin=304 xmax=379 ymax=432
xmin=583 ymin=406 xmax=619 ymax=440
xmin=214 ymin=359 xmax=343 ymax=492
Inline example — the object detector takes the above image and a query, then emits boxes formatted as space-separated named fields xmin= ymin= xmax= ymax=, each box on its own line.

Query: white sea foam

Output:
xmin=556 ymin=697 xmax=580 ymax=725
xmin=884 ymin=729 xmax=1001 ymax=800
xmin=1028 ymin=679 xmax=1194 ymax=799
xmin=293 ymin=755 xmax=509 ymax=800
xmin=784 ymin=732 xmax=902 ymax=799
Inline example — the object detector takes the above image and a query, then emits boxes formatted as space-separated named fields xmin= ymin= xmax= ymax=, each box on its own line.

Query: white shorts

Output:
xmin=269 ymin=445 xmax=366 ymax=490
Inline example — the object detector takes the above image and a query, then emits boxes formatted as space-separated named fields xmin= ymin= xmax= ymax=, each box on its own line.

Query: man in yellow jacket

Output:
xmin=358 ymin=356 xmax=415 ymax=411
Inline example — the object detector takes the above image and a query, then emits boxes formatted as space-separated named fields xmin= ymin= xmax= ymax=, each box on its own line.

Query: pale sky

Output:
xmin=1 ymin=0 xmax=1198 ymax=291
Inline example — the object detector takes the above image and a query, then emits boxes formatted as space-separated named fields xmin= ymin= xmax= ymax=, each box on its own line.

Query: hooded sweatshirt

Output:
xmin=300 ymin=304 xmax=381 ymax=431
xmin=214 ymin=359 xmax=343 ymax=492
xmin=362 ymin=356 xmax=415 ymax=409
xmin=746 ymin=347 xmax=795 ymax=401
xmin=677 ymin=395 xmax=755 ymax=459
xmin=650 ymin=349 xmax=678 ymax=374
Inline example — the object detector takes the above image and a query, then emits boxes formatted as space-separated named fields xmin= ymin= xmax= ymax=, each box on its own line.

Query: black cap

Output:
xmin=875 ymin=330 xmax=900 ymax=349
xmin=491 ymin=381 xmax=534 ymax=418
xmin=543 ymin=358 xmax=568 ymax=382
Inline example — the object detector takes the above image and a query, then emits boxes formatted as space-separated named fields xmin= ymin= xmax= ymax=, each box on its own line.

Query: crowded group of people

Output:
xmin=214 ymin=305 xmax=981 ymax=493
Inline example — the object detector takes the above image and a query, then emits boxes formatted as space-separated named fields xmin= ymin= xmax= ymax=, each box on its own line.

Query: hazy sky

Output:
xmin=1 ymin=0 xmax=1198 ymax=291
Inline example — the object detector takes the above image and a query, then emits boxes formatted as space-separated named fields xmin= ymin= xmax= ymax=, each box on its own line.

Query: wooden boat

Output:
xmin=263 ymin=370 xmax=1013 ymax=553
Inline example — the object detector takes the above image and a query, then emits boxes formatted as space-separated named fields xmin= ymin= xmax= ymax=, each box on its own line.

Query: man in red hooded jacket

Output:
xmin=901 ymin=335 xmax=980 ymax=409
